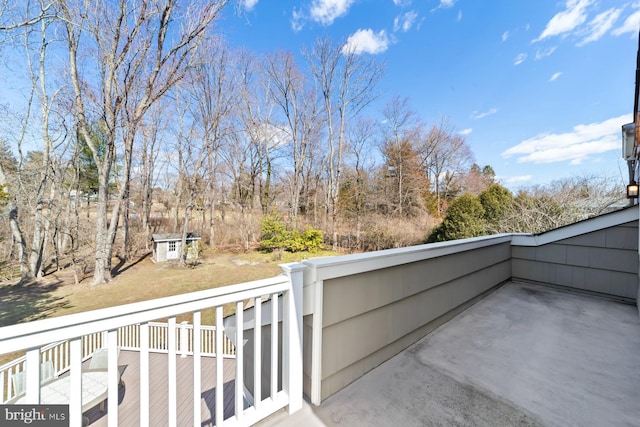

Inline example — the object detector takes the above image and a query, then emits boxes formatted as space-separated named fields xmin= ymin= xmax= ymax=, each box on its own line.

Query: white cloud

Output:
xmin=394 ymin=11 xmax=418 ymax=32
xmin=501 ymin=114 xmax=631 ymax=164
xmin=291 ymin=8 xmax=305 ymax=32
xmin=241 ymin=0 xmax=259 ymax=10
xmin=549 ymin=72 xmax=563 ymax=82
xmin=534 ymin=0 xmax=592 ymax=42
xmin=535 ymin=47 xmax=556 ymax=60
xmin=502 ymin=175 xmax=533 ymax=184
xmin=578 ymin=8 xmax=622 ymax=45
xmin=258 ymin=123 xmax=292 ymax=148
xmin=459 ymin=128 xmax=472 ymax=136
xmin=310 ymin=0 xmax=356 ymax=25
xmin=392 ymin=0 xmax=412 ymax=6
xmin=432 ymin=0 xmax=455 ymax=11
xmin=613 ymin=10 xmax=640 ymax=36
xmin=502 ymin=31 xmax=510 ymax=42
xmin=514 ymin=53 xmax=527 ymax=65
xmin=457 ymin=10 xmax=462 ymax=21
xmin=343 ymin=29 xmax=391 ymax=55
xmin=471 ymin=108 xmax=498 ymax=120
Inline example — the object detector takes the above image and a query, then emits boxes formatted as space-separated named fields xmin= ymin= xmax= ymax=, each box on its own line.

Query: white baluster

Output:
xmin=215 ymin=306 xmax=224 ymax=426
xmin=271 ymin=293 xmax=278 ymax=401
xmin=236 ymin=301 xmax=244 ymax=420
xmin=193 ymin=312 xmax=201 ymax=426
xmin=254 ymin=296 xmax=262 ymax=409
xmin=140 ymin=322 xmax=149 ymax=427
xmin=180 ymin=321 xmax=188 ymax=358
xmin=168 ymin=317 xmax=177 ymax=427
xmin=107 ymin=330 xmax=118 ymax=427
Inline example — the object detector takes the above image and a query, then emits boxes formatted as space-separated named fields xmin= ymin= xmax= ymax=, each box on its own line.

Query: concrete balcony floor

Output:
xmin=263 ymin=281 xmax=640 ymax=426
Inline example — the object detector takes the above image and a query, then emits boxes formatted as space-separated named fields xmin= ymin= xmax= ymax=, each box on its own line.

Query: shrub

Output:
xmin=426 ymin=194 xmax=486 ymax=243
xmin=259 ymin=215 xmax=324 ymax=254
xmin=258 ymin=215 xmax=289 ymax=253
xmin=296 ymin=227 xmax=323 ymax=252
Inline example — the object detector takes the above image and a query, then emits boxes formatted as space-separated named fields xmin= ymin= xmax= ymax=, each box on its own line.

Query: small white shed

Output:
xmin=151 ymin=232 xmax=201 ymax=263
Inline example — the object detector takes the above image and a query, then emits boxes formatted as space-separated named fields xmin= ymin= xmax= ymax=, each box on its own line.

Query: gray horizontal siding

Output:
xmin=512 ymin=220 xmax=638 ymax=300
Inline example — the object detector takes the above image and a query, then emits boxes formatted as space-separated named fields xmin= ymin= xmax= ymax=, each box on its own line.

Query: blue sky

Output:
xmin=219 ymin=0 xmax=640 ymax=189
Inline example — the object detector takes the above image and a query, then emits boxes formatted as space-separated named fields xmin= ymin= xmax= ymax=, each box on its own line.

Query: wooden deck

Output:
xmin=85 ymin=350 xmax=237 ymax=427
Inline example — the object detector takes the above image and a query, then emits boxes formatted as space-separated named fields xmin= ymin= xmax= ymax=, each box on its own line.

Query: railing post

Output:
xmin=193 ymin=312 xmax=202 ymax=426
xmin=108 ymin=330 xmax=119 ymax=427
xmin=24 ymin=348 xmax=40 ymax=404
xmin=180 ymin=321 xmax=188 ymax=358
xmin=281 ymin=263 xmax=305 ymax=414
xmin=167 ymin=318 xmax=177 ymax=427
xmin=69 ymin=338 xmax=82 ymax=427
xmin=140 ymin=322 xmax=150 ymax=427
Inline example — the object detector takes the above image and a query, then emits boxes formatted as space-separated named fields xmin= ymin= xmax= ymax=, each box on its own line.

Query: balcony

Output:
xmin=1 ymin=207 xmax=639 ymax=426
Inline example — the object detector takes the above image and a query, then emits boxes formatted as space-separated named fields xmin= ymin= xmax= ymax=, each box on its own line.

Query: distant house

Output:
xmin=151 ymin=232 xmax=201 ymax=263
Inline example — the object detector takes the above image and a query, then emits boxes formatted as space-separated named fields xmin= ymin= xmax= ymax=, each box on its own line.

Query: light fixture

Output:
xmin=627 ymin=181 xmax=639 ymax=199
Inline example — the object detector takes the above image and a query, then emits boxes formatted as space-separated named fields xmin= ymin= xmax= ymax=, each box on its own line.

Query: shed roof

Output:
xmin=152 ymin=232 xmax=201 ymax=242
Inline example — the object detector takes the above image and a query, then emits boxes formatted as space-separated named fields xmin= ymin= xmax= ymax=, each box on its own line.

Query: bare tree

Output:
xmin=344 ymin=117 xmax=378 ymax=248
xmin=418 ymin=119 xmax=473 ymax=215
xmin=172 ymin=89 xmax=209 ymax=266
xmin=264 ymin=50 xmax=321 ymax=225
xmin=235 ymin=48 xmax=281 ymax=216
xmin=305 ymin=36 xmax=383 ymax=249
xmin=59 ymin=0 xmax=227 ymax=284
xmin=380 ymin=96 xmax=421 ymax=217
xmin=138 ymin=104 xmax=166 ymax=250
xmin=187 ymin=38 xmax=233 ymax=248
xmin=0 ymin=162 xmax=29 ymax=278
xmin=0 ymin=0 xmax=69 ymax=280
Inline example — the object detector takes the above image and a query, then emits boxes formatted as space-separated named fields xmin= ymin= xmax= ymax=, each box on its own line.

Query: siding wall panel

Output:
xmin=512 ymin=220 xmax=638 ymax=299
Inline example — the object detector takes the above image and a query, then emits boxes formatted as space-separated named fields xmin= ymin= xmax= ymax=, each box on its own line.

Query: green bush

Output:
xmin=259 ymin=215 xmax=324 ymax=253
xmin=259 ymin=215 xmax=289 ymax=252
xmin=479 ymin=184 xmax=513 ymax=231
xmin=296 ymin=227 xmax=324 ymax=252
xmin=426 ymin=194 xmax=486 ymax=243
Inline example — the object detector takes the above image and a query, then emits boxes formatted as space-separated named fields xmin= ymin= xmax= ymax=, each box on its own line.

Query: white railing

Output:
xmin=0 ymin=322 xmax=237 ymax=404
xmin=117 ymin=321 xmax=236 ymax=357
xmin=0 ymin=264 xmax=304 ymax=427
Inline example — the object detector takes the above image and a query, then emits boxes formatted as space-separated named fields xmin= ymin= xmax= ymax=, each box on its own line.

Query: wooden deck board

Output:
xmin=85 ymin=350 xmax=237 ymax=427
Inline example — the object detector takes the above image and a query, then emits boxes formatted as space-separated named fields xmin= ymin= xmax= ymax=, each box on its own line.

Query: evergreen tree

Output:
xmin=479 ymin=184 xmax=513 ymax=232
xmin=426 ymin=194 xmax=486 ymax=242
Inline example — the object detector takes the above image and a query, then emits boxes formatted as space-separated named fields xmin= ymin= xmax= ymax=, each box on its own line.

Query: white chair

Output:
xmin=87 ymin=348 xmax=123 ymax=386
xmin=40 ymin=360 xmax=55 ymax=384
xmin=11 ymin=362 xmax=56 ymax=398
xmin=88 ymin=348 xmax=109 ymax=371
xmin=11 ymin=371 xmax=25 ymax=397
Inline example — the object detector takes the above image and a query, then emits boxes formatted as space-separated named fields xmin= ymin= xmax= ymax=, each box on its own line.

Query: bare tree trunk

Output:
xmin=0 ymin=164 xmax=30 ymax=281
xmin=208 ymin=201 xmax=216 ymax=247
xmin=27 ymin=11 xmax=58 ymax=279
xmin=179 ymin=196 xmax=193 ymax=267
xmin=121 ymin=181 xmax=131 ymax=259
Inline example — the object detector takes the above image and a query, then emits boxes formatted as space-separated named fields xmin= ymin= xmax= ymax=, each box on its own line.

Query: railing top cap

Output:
xmin=302 ymin=234 xmax=514 ymax=281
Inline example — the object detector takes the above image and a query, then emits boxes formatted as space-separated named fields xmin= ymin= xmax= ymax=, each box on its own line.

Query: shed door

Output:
xmin=167 ymin=241 xmax=179 ymax=260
